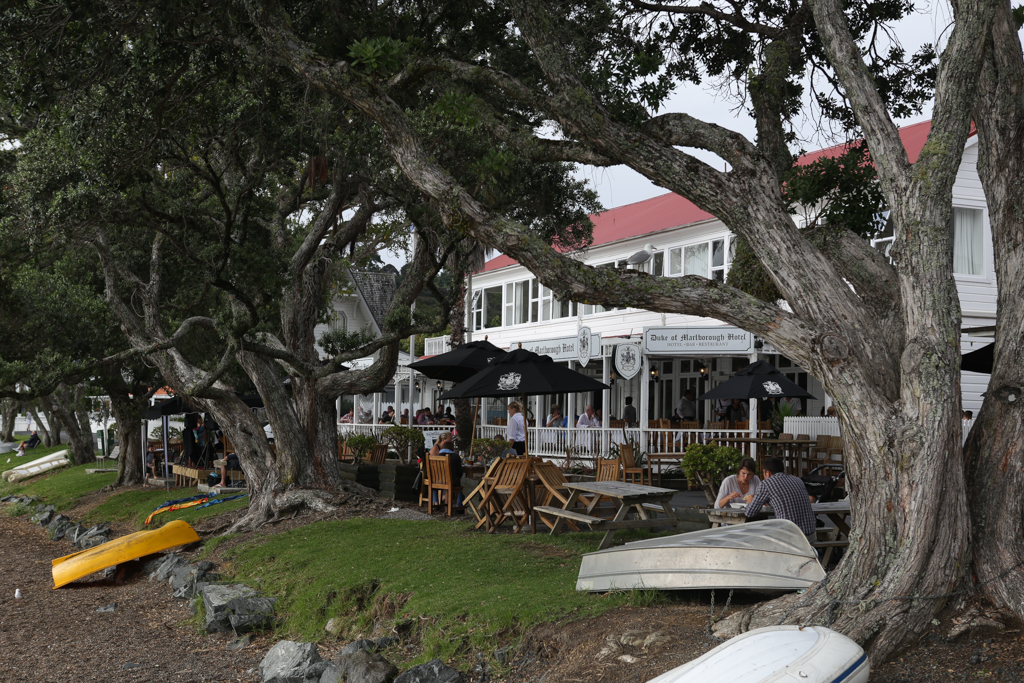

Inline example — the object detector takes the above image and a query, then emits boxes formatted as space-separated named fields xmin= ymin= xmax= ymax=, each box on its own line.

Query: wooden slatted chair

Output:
xmin=758 ymin=420 xmax=772 ymax=431
xmin=533 ymin=460 xmax=590 ymax=531
xmin=706 ymin=421 xmax=726 ymax=429
xmin=367 ymin=443 xmax=387 ymax=465
xmin=732 ymin=420 xmax=749 ymax=431
xmin=465 ymin=459 xmax=503 ymax=522
xmin=806 ymin=435 xmax=832 ymax=475
xmin=473 ymin=457 xmax=532 ymax=533
xmin=609 ymin=419 xmax=626 ymax=430
xmin=338 ymin=440 xmax=354 ymax=462
xmin=619 ymin=444 xmax=649 ymax=486
xmin=427 ymin=455 xmax=463 ymax=517
xmin=591 ymin=457 xmax=622 ymax=516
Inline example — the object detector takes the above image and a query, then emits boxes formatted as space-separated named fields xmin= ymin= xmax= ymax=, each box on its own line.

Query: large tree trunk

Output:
xmin=41 ymin=403 xmax=60 ymax=445
xmin=964 ymin=0 xmax=1024 ymax=622
xmin=29 ymin=403 xmax=55 ymax=447
xmin=108 ymin=390 xmax=146 ymax=487
xmin=48 ymin=384 xmax=95 ymax=465
xmin=0 ymin=399 xmax=16 ymax=442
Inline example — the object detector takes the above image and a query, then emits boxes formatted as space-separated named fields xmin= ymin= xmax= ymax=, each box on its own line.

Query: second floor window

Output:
xmin=951 ymin=207 xmax=983 ymax=276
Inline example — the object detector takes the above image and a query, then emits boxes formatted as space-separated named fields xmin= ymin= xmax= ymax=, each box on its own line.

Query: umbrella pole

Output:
xmin=522 ymin=392 xmax=529 ymax=458
xmin=468 ymin=398 xmax=480 ymax=462
xmin=163 ymin=415 xmax=170 ymax=492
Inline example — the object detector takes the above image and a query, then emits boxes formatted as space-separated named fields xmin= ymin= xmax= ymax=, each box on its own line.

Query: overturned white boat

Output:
xmin=3 ymin=450 xmax=71 ymax=483
xmin=577 ymin=519 xmax=825 ymax=592
xmin=645 ymin=626 xmax=869 ymax=683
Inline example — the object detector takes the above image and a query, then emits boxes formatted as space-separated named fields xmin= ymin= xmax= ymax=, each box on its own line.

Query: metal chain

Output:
xmin=704 ymin=589 xmax=736 ymax=642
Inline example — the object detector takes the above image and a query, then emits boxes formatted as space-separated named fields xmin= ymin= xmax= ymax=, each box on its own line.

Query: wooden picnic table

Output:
xmin=703 ymin=500 xmax=852 ymax=564
xmin=535 ymin=480 xmax=678 ymax=550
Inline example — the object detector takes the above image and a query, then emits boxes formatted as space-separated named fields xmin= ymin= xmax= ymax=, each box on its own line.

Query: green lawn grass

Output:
xmin=1 ymin=447 xmax=118 ymax=510
xmin=223 ymin=518 xmax=669 ymax=667
xmin=1 ymin=444 xmax=249 ymax=528
xmin=83 ymin=487 xmax=250 ymax=529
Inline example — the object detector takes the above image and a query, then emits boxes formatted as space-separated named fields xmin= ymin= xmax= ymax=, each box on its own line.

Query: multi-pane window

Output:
xmin=472 ymin=286 xmax=503 ymax=331
xmin=666 ymin=237 xmax=731 ymax=279
xmin=541 ymin=285 xmax=572 ymax=321
xmin=951 ymin=207 xmax=984 ymax=275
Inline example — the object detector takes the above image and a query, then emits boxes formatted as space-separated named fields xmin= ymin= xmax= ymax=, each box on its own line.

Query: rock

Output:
xmin=0 ymin=495 xmax=13 ymax=502
xmin=393 ymin=659 xmax=462 ymax=683
xmin=76 ymin=534 xmax=109 ymax=550
xmin=47 ymin=514 xmax=70 ymax=530
xmin=228 ymin=596 xmax=278 ymax=634
xmin=35 ymin=510 xmax=54 ymax=526
xmin=197 ymin=560 xmax=214 ymax=572
xmin=341 ymin=639 xmax=378 ymax=656
xmin=202 ymin=584 xmax=258 ymax=633
xmin=227 ymin=635 xmax=253 ymax=651
xmin=322 ymin=650 xmax=399 ymax=683
xmin=493 ymin=647 xmax=511 ymax=665
xmin=35 ymin=503 xmax=46 ymax=513
xmin=154 ymin=554 xmax=188 ymax=583
xmin=42 ymin=504 xmax=55 ymax=513
xmin=374 ymin=637 xmax=398 ymax=650
xmin=259 ymin=640 xmax=323 ymax=683
xmin=325 ymin=618 xmax=343 ymax=635
xmin=96 ymin=603 xmax=117 ymax=613
xmin=51 ymin=522 xmax=72 ymax=541
xmin=189 ymin=596 xmax=202 ymax=615
xmin=140 ymin=554 xmax=168 ymax=575
xmin=101 ymin=567 xmax=118 ymax=580
xmin=122 ymin=663 xmax=141 ymax=670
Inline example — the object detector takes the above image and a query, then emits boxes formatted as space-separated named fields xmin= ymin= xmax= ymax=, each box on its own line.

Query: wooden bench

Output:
xmin=172 ymin=464 xmax=210 ymax=488
xmin=810 ymin=538 xmax=849 ymax=565
xmin=532 ymin=505 xmax=605 ymax=528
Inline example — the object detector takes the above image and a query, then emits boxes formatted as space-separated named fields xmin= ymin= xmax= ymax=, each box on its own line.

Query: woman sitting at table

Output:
xmin=715 ymin=458 xmax=761 ymax=509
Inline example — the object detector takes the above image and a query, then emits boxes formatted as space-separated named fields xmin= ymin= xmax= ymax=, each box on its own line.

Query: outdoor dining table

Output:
xmin=703 ymin=500 xmax=852 ymax=563
xmin=534 ymin=480 xmax=679 ymax=550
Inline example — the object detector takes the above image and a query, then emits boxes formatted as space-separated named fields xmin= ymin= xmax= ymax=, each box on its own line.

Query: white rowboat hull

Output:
xmin=646 ymin=626 xmax=869 ymax=683
xmin=577 ymin=519 xmax=826 ymax=592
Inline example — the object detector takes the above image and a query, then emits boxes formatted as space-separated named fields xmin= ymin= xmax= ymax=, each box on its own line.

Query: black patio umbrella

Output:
xmin=408 ymin=339 xmax=505 ymax=382
xmin=697 ymin=360 xmax=815 ymax=402
xmin=440 ymin=348 xmax=609 ymax=456
xmin=962 ymin=343 xmax=993 ymax=374
xmin=409 ymin=339 xmax=505 ymax=455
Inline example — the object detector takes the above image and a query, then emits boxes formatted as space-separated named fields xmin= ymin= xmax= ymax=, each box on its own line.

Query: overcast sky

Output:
xmin=383 ymin=1 xmax=1019 ymax=266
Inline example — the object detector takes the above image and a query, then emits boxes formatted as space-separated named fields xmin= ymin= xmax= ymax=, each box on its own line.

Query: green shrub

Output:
xmin=344 ymin=434 xmax=378 ymax=461
xmin=470 ymin=437 xmax=511 ymax=461
xmin=149 ymin=424 xmax=183 ymax=441
xmin=681 ymin=442 xmax=744 ymax=489
xmin=380 ymin=426 xmax=425 ymax=454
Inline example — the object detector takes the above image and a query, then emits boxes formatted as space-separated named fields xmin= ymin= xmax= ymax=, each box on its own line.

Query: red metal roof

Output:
xmin=483 ymin=118 xmax=970 ymax=272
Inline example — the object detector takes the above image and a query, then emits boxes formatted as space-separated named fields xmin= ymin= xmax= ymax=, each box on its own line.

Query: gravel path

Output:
xmin=0 ymin=514 xmax=264 ymax=682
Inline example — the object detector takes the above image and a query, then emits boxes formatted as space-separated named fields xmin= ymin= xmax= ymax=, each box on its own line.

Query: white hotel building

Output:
xmin=346 ymin=120 xmax=994 ymax=455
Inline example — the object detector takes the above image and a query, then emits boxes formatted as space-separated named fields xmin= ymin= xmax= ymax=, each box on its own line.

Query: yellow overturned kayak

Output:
xmin=51 ymin=520 xmax=200 ymax=589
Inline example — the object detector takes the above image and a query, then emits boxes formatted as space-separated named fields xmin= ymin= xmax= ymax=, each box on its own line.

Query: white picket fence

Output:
xmin=784 ymin=416 xmax=977 ymax=445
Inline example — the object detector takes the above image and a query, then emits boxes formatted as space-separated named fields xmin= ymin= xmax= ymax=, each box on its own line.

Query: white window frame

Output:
xmin=950 ymin=205 xmax=987 ymax=279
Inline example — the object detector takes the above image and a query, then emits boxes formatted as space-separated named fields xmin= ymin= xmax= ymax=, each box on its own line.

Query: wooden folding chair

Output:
xmin=619 ymin=444 xmax=649 ymax=485
xmin=533 ymin=461 xmax=589 ymax=531
xmin=338 ymin=440 xmax=354 ymax=462
xmin=465 ymin=459 xmax=503 ymax=522
xmin=590 ymin=458 xmax=622 ymax=516
xmin=473 ymin=457 xmax=532 ymax=533
xmin=427 ymin=455 xmax=463 ymax=517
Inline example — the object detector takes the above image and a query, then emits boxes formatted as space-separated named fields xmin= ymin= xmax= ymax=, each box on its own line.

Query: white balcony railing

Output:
xmin=423 ymin=335 xmax=452 ymax=356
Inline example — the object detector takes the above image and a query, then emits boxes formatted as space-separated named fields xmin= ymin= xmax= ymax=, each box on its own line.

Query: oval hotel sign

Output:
xmin=643 ymin=326 xmax=753 ymax=355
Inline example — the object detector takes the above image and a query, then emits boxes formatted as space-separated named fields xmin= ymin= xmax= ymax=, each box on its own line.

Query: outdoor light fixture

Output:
xmin=609 ymin=370 xmax=617 ymax=386
xmin=650 ymin=367 xmax=660 ymax=382
xmin=754 ymin=337 xmax=764 ymax=350
xmin=436 ymin=380 xmax=443 ymax=392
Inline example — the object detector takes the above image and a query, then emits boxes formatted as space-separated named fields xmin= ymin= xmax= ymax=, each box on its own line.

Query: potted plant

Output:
xmin=377 ymin=426 xmax=424 ymax=501
xmin=682 ymin=442 xmax=744 ymax=504
xmin=338 ymin=434 xmax=382 ymax=489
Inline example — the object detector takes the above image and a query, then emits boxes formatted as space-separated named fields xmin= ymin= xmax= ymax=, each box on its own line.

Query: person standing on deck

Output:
xmin=506 ymin=402 xmax=526 ymax=455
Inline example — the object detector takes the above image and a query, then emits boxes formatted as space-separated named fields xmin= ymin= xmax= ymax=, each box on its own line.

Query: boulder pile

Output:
xmin=259 ymin=640 xmax=463 ymax=683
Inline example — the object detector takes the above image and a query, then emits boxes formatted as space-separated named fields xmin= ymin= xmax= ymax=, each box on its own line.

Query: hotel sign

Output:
xmin=643 ymin=326 xmax=753 ymax=355
xmin=517 ymin=332 xmax=602 ymax=363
